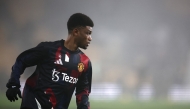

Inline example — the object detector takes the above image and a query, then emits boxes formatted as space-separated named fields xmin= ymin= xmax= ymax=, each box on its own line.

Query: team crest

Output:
xmin=78 ymin=62 xmax=84 ymax=72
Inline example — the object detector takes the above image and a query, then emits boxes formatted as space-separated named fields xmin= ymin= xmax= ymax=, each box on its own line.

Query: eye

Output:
xmin=86 ymin=31 xmax=92 ymax=35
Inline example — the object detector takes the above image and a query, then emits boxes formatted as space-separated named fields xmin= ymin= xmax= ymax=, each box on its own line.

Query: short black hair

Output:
xmin=67 ymin=13 xmax=94 ymax=33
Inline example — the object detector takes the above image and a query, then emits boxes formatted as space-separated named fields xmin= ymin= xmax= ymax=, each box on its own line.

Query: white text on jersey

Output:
xmin=52 ymin=69 xmax=78 ymax=84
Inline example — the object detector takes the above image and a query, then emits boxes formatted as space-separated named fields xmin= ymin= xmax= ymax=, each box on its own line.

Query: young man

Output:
xmin=6 ymin=13 xmax=94 ymax=109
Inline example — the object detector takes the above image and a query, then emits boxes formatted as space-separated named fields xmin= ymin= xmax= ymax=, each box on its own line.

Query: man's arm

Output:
xmin=6 ymin=42 xmax=48 ymax=101
xmin=75 ymin=61 xmax=92 ymax=109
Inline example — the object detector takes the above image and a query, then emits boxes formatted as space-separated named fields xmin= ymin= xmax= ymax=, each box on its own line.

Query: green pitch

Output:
xmin=1 ymin=93 xmax=190 ymax=109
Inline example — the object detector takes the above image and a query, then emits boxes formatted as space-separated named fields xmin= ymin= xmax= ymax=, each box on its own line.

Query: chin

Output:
xmin=80 ymin=46 xmax=88 ymax=50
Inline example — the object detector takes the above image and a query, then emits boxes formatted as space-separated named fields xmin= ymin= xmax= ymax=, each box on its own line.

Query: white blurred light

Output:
xmin=138 ymin=84 xmax=153 ymax=101
xmin=91 ymin=83 xmax=122 ymax=100
xmin=168 ymin=85 xmax=190 ymax=102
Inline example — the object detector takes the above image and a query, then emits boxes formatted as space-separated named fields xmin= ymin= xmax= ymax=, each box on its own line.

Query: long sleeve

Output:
xmin=75 ymin=61 xmax=92 ymax=109
xmin=6 ymin=42 xmax=48 ymax=88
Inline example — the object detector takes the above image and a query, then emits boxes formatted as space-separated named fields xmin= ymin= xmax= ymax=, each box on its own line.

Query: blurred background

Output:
xmin=1 ymin=0 xmax=190 ymax=109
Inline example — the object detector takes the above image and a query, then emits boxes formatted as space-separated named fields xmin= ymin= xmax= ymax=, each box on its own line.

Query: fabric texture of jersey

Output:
xmin=6 ymin=39 xmax=92 ymax=109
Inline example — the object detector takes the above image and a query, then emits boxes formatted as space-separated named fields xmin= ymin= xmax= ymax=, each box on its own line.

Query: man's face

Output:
xmin=76 ymin=26 xmax=92 ymax=49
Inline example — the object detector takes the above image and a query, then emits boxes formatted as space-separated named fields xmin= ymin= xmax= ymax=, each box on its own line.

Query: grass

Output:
xmin=69 ymin=99 xmax=190 ymax=109
xmin=0 ymin=91 xmax=21 ymax=109
xmin=1 ymin=92 xmax=190 ymax=109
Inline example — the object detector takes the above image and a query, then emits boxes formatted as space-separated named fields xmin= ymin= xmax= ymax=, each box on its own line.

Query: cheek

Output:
xmin=81 ymin=35 xmax=88 ymax=41
xmin=78 ymin=36 xmax=86 ymax=44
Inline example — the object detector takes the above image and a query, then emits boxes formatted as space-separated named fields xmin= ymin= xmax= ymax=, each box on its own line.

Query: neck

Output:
xmin=64 ymin=35 xmax=78 ymax=51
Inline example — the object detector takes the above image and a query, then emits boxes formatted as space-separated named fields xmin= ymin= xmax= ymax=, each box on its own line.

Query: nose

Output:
xmin=88 ymin=35 xmax=92 ymax=41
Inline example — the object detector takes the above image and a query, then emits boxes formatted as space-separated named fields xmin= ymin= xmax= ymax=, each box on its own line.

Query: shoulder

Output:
xmin=79 ymin=51 xmax=90 ymax=62
xmin=37 ymin=39 xmax=63 ymax=48
xmin=78 ymin=51 xmax=92 ymax=72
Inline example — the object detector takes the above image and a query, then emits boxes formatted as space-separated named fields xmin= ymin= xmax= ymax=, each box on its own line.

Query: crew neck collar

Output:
xmin=61 ymin=39 xmax=80 ymax=53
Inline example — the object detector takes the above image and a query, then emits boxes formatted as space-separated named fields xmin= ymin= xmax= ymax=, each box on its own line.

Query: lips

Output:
xmin=87 ymin=42 xmax=90 ymax=46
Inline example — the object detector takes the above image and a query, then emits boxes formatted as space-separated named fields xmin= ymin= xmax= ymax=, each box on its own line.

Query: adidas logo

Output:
xmin=54 ymin=55 xmax=63 ymax=65
xmin=54 ymin=58 xmax=63 ymax=65
xmin=54 ymin=54 xmax=69 ymax=65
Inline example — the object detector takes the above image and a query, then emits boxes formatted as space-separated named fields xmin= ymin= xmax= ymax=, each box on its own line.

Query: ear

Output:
xmin=73 ymin=28 xmax=80 ymax=36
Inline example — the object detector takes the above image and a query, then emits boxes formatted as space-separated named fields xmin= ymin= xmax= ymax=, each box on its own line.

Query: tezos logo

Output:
xmin=52 ymin=69 xmax=78 ymax=84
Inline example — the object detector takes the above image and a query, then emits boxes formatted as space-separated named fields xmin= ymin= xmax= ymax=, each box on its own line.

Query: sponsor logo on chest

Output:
xmin=52 ymin=69 xmax=78 ymax=84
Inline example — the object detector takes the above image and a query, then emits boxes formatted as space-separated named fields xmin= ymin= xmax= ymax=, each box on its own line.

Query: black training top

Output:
xmin=7 ymin=39 xmax=92 ymax=109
